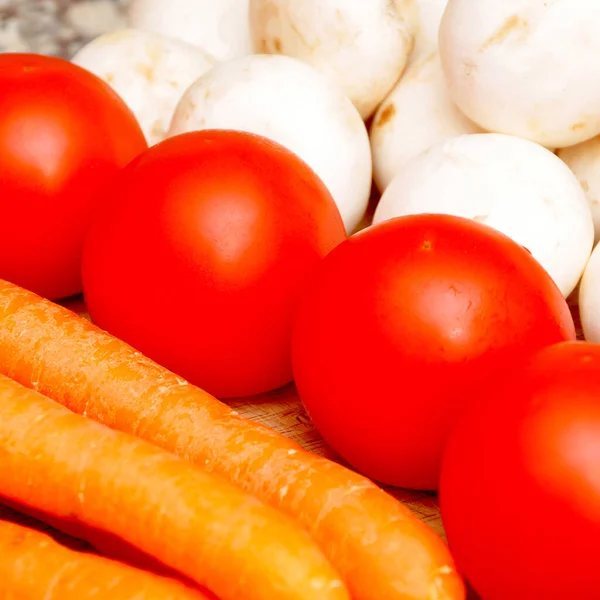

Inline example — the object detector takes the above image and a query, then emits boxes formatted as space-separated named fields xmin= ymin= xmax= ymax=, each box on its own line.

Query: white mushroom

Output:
xmin=248 ymin=0 xmax=412 ymax=120
xmin=557 ymin=138 xmax=600 ymax=243
xmin=370 ymin=50 xmax=482 ymax=193
xmin=579 ymin=242 xmax=600 ymax=341
xmin=71 ymin=29 xmax=215 ymax=146
xmin=438 ymin=0 xmax=600 ymax=148
xmin=395 ymin=0 xmax=448 ymax=64
xmin=169 ymin=54 xmax=372 ymax=233
xmin=127 ymin=0 xmax=252 ymax=62
xmin=373 ymin=133 xmax=594 ymax=297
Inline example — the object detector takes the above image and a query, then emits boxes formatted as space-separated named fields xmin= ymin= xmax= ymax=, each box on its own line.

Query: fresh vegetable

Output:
xmin=0 ymin=53 xmax=147 ymax=300
xmin=82 ymin=129 xmax=346 ymax=398
xmin=373 ymin=133 xmax=594 ymax=297
xmin=439 ymin=0 xmax=600 ymax=148
xmin=1 ymin=497 xmax=189 ymax=580
xmin=370 ymin=51 xmax=481 ymax=192
xmin=0 ymin=372 xmax=348 ymax=600
xmin=395 ymin=0 xmax=449 ymax=64
xmin=127 ymin=0 xmax=253 ymax=62
xmin=0 ymin=518 xmax=210 ymax=600
xmin=71 ymin=29 xmax=216 ymax=146
xmin=168 ymin=54 xmax=372 ymax=233
xmin=558 ymin=137 xmax=600 ymax=242
xmin=440 ymin=341 xmax=600 ymax=600
xmin=0 ymin=278 xmax=465 ymax=600
xmin=291 ymin=214 xmax=576 ymax=490
xmin=579 ymin=241 xmax=600 ymax=341
xmin=249 ymin=0 xmax=413 ymax=119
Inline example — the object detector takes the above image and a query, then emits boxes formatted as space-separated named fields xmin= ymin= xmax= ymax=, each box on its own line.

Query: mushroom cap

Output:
xmin=71 ymin=28 xmax=215 ymax=145
xmin=579 ymin=241 xmax=600 ymax=341
xmin=127 ymin=0 xmax=252 ymax=62
xmin=249 ymin=0 xmax=412 ymax=119
xmin=370 ymin=50 xmax=481 ymax=192
xmin=439 ymin=0 xmax=600 ymax=148
xmin=557 ymin=137 xmax=600 ymax=243
xmin=169 ymin=54 xmax=372 ymax=233
xmin=395 ymin=0 xmax=449 ymax=64
xmin=374 ymin=133 xmax=594 ymax=297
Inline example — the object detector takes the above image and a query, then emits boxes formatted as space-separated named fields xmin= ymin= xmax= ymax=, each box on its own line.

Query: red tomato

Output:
xmin=440 ymin=341 xmax=600 ymax=600
xmin=82 ymin=130 xmax=346 ymax=398
xmin=0 ymin=53 xmax=147 ymax=299
xmin=291 ymin=214 xmax=575 ymax=490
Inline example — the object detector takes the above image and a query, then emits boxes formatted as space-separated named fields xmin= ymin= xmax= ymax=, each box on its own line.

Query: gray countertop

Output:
xmin=0 ymin=0 xmax=129 ymax=58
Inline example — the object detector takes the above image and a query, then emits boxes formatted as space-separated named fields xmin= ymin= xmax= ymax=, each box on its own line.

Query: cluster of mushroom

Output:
xmin=71 ymin=0 xmax=600 ymax=338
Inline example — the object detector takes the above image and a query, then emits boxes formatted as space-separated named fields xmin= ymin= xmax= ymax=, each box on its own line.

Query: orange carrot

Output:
xmin=0 ymin=372 xmax=348 ymax=600
xmin=2 ymin=498 xmax=196 ymax=581
xmin=0 ymin=279 xmax=465 ymax=600
xmin=0 ymin=518 xmax=210 ymax=600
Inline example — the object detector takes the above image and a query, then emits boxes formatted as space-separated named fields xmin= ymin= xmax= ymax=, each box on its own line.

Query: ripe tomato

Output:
xmin=440 ymin=341 xmax=600 ymax=600
xmin=0 ymin=53 xmax=147 ymax=299
xmin=291 ymin=214 xmax=575 ymax=490
xmin=82 ymin=130 xmax=346 ymax=398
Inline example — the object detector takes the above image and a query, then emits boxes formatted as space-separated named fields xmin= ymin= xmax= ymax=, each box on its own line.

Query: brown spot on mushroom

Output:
xmin=527 ymin=117 xmax=545 ymax=138
xmin=135 ymin=62 xmax=155 ymax=83
xmin=571 ymin=122 xmax=586 ymax=131
xmin=178 ymin=99 xmax=198 ymax=125
xmin=258 ymin=39 xmax=270 ymax=53
xmin=151 ymin=119 xmax=166 ymax=141
xmin=145 ymin=40 xmax=163 ymax=64
xmin=376 ymin=103 xmax=396 ymax=128
xmin=581 ymin=180 xmax=590 ymax=193
xmin=480 ymin=14 xmax=529 ymax=52
xmin=274 ymin=37 xmax=282 ymax=52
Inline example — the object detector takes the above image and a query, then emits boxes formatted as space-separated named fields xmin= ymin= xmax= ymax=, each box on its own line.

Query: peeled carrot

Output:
xmin=0 ymin=279 xmax=465 ymax=600
xmin=0 ymin=372 xmax=348 ymax=600
xmin=0 ymin=518 xmax=210 ymax=600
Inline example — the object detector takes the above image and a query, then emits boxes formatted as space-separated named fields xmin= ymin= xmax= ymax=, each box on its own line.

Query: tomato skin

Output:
xmin=291 ymin=214 xmax=575 ymax=490
xmin=0 ymin=53 xmax=147 ymax=299
xmin=82 ymin=130 xmax=346 ymax=398
xmin=440 ymin=341 xmax=600 ymax=600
